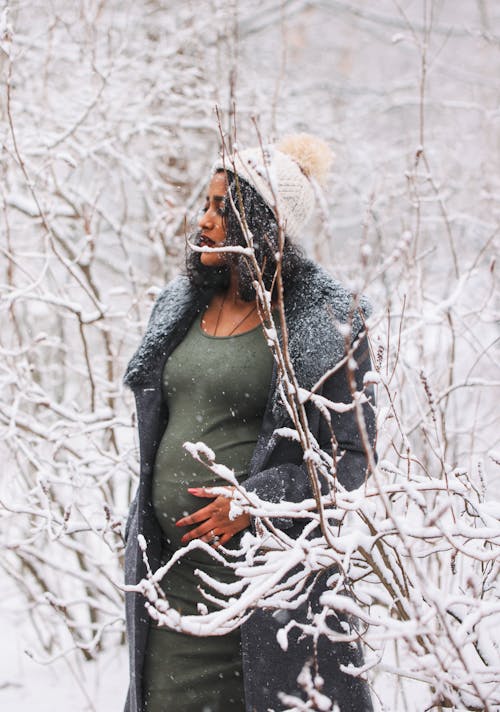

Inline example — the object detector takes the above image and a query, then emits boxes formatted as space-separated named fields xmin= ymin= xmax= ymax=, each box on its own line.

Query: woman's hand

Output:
xmin=175 ymin=487 xmax=250 ymax=548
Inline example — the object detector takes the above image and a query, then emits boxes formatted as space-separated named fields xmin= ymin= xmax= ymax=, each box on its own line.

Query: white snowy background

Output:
xmin=1 ymin=1 xmax=499 ymax=710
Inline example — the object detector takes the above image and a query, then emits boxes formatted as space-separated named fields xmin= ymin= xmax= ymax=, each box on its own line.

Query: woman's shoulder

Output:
xmin=122 ymin=273 xmax=198 ymax=391
xmin=145 ymin=273 xmax=200 ymax=325
xmin=153 ymin=272 xmax=192 ymax=305
xmin=286 ymin=256 xmax=373 ymax=324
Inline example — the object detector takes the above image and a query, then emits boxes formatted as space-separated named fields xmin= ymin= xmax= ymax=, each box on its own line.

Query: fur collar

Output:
xmin=122 ymin=257 xmax=372 ymax=425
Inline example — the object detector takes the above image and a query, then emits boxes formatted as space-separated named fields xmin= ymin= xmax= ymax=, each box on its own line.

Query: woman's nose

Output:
xmin=198 ymin=208 xmax=213 ymax=230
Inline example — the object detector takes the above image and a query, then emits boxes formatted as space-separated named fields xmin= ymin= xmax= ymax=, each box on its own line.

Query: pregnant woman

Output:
xmin=122 ymin=134 xmax=376 ymax=711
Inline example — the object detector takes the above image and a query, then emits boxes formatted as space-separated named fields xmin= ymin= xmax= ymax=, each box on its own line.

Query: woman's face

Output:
xmin=197 ymin=171 xmax=228 ymax=268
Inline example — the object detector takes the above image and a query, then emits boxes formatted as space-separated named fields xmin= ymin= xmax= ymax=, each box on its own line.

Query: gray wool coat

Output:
xmin=122 ymin=255 xmax=376 ymax=712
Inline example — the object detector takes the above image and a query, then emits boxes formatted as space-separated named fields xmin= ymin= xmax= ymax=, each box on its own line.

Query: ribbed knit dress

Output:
xmin=143 ymin=309 xmax=276 ymax=712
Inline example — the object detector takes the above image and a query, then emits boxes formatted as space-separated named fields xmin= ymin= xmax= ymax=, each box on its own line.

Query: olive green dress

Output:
xmin=143 ymin=309 xmax=275 ymax=712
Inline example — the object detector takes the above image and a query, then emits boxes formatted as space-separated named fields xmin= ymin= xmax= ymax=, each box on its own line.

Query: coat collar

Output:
xmin=122 ymin=257 xmax=372 ymax=426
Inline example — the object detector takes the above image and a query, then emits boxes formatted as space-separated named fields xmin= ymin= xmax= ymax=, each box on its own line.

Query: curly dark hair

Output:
xmin=185 ymin=169 xmax=305 ymax=302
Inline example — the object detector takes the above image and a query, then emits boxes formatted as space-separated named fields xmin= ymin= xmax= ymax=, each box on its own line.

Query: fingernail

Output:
xmin=187 ymin=488 xmax=199 ymax=493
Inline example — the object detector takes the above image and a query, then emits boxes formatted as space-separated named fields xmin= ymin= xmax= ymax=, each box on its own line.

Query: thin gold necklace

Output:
xmin=214 ymin=291 xmax=258 ymax=336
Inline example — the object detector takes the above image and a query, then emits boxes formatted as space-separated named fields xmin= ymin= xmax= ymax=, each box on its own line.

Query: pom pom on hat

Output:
xmin=277 ymin=133 xmax=334 ymax=186
xmin=212 ymin=132 xmax=333 ymax=240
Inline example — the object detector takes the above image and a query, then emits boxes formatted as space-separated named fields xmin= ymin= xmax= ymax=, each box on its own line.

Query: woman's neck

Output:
xmin=224 ymin=272 xmax=246 ymax=306
xmin=224 ymin=271 xmax=277 ymax=310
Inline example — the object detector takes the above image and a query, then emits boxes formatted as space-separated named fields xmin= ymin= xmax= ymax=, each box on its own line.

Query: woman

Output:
xmin=122 ymin=134 xmax=376 ymax=712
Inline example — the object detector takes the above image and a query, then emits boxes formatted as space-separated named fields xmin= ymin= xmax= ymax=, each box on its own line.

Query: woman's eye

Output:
xmin=199 ymin=203 xmax=224 ymax=217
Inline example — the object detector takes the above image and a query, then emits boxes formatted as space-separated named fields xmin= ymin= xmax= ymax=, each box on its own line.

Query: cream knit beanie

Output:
xmin=211 ymin=133 xmax=333 ymax=241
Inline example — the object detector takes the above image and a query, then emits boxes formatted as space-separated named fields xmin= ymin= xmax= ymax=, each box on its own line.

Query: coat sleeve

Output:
xmin=241 ymin=332 xmax=377 ymax=532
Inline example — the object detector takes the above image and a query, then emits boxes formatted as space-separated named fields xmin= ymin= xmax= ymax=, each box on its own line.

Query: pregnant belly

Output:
xmin=152 ymin=469 xmax=214 ymax=554
xmin=152 ymin=433 xmax=255 ymax=559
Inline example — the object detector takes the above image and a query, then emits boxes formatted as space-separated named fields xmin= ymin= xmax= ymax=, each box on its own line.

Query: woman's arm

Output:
xmin=242 ymin=333 xmax=377 ymax=532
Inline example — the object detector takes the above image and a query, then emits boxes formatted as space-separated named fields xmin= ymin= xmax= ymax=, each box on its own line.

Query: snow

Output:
xmin=2 ymin=1 xmax=499 ymax=710
xmin=0 ymin=579 xmax=128 ymax=712
xmin=363 ymin=370 xmax=381 ymax=385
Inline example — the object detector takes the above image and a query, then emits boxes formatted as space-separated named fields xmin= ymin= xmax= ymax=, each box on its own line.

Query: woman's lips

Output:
xmin=199 ymin=235 xmax=216 ymax=247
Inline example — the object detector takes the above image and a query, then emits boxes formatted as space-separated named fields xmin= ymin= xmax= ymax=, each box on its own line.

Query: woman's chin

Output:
xmin=200 ymin=253 xmax=226 ymax=268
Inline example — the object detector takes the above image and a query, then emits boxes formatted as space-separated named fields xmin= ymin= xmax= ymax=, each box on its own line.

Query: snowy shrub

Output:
xmin=1 ymin=1 xmax=498 ymax=710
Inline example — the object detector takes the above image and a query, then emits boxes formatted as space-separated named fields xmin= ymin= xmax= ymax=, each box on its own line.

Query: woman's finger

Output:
xmin=201 ymin=530 xmax=222 ymax=545
xmin=180 ymin=519 xmax=217 ymax=544
xmin=188 ymin=487 xmax=232 ymax=498
xmin=176 ymin=501 xmax=216 ymax=527
xmin=219 ymin=532 xmax=233 ymax=546
xmin=177 ymin=494 xmax=231 ymax=528
xmin=176 ymin=494 xmax=250 ymax=540
xmin=211 ymin=531 xmax=232 ymax=549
